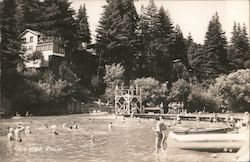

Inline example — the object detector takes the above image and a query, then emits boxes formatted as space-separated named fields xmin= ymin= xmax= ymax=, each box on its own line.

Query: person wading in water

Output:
xmin=152 ymin=116 xmax=167 ymax=156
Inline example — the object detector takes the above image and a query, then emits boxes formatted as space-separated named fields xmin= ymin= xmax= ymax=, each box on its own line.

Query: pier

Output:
xmin=128 ymin=113 xmax=242 ymax=122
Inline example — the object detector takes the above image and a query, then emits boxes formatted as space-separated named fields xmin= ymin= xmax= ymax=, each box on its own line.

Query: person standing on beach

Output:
xmin=152 ymin=116 xmax=167 ymax=155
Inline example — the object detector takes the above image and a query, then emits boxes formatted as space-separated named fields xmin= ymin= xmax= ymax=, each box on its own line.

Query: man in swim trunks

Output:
xmin=152 ymin=116 xmax=167 ymax=155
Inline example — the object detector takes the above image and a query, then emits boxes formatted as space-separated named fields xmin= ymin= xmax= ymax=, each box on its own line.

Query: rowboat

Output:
xmin=173 ymin=127 xmax=232 ymax=134
xmin=167 ymin=131 xmax=248 ymax=152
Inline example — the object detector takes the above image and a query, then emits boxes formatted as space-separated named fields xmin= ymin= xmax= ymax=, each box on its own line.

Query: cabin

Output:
xmin=20 ymin=29 xmax=65 ymax=68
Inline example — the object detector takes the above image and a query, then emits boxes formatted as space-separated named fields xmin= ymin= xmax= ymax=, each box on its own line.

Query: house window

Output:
xmin=28 ymin=46 xmax=33 ymax=51
xmin=22 ymin=38 xmax=26 ymax=43
xmin=21 ymin=46 xmax=27 ymax=51
xmin=30 ymin=36 xmax=33 ymax=43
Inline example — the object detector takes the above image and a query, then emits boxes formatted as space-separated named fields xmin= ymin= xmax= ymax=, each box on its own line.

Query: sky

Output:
xmin=69 ymin=0 xmax=250 ymax=44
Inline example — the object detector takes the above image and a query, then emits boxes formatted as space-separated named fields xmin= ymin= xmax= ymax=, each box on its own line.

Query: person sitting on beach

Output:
xmin=14 ymin=124 xmax=25 ymax=142
xmin=152 ymin=116 xmax=167 ymax=155
xmin=7 ymin=128 xmax=15 ymax=141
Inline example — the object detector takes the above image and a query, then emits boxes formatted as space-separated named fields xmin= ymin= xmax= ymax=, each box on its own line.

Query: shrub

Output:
xmin=208 ymin=69 xmax=250 ymax=112
xmin=188 ymin=84 xmax=220 ymax=112
xmin=130 ymin=77 xmax=167 ymax=106
xmin=167 ymin=79 xmax=190 ymax=104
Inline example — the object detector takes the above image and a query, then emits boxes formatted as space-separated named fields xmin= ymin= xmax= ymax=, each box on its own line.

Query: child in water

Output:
xmin=14 ymin=123 xmax=25 ymax=142
xmin=25 ymin=126 xmax=31 ymax=134
xmin=72 ymin=121 xmax=78 ymax=129
xmin=7 ymin=128 xmax=15 ymax=141
xmin=108 ymin=122 xmax=113 ymax=131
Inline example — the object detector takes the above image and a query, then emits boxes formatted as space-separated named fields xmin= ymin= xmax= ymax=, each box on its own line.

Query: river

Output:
xmin=0 ymin=114 xmax=238 ymax=162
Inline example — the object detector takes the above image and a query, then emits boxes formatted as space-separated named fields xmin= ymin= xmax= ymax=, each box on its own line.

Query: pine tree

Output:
xmin=172 ymin=25 xmax=188 ymax=66
xmin=156 ymin=7 xmax=174 ymax=39
xmin=0 ymin=0 xmax=23 ymax=99
xmin=153 ymin=7 xmax=175 ymax=82
xmin=144 ymin=0 xmax=158 ymax=35
xmin=21 ymin=0 xmax=77 ymax=51
xmin=137 ymin=1 xmax=159 ymax=80
xmin=187 ymin=43 xmax=204 ymax=81
xmin=76 ymin=4 xmax=91 ymax=44
xmin=202 ymin=12 xmax=228 ymax=79
xmin=96 ymin=0 xmax=139 ymax=81
xmin=228 ymin=22 xmax=249 ymax=70
xmin=137 ymin=2 xmax=175 ymax=82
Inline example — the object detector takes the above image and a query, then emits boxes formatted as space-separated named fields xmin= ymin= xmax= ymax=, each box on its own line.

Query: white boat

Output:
xmin=167 ymin=131 xmax=248 ymax=151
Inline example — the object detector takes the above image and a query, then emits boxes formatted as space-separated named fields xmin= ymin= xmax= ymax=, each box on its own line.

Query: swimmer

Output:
xmin=62 ymin=123 xmax=72 ymax=130
xmin=25 ymin=126 xmax=31 ymax=134
xmin=108 ymin=122 xmax=113 ymax=131
xmin=52 ymin=129 xmax=59 ymax=135
xmin=122 ymin=117 xmax=126 ymax=124
xmin=7 ymin=128 xmax=15 ymax=141
xmin=89 ymin=135 xmax=94 ymax=143
xmin=45 ymin=123 xmax=49 ymax=129
xmin=62 ymin=123 xmax=67 ymax=128
xmin=14 ymin=124 xmax=25 ymax=142
xmin=50 ymin=125 xmax=57 ymax=129
xmin=137 ymin=117 xmax=142 ymax=124
xmin=72 ymin=121 xmax=78 ymax=129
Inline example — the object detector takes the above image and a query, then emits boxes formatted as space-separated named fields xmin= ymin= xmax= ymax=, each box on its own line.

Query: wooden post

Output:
xmin=140 ymin=88 xmax=142 ymax=113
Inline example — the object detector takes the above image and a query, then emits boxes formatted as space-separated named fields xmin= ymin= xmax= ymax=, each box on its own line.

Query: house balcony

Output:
xmin=36 ymin=42 xmax=65 ymax=60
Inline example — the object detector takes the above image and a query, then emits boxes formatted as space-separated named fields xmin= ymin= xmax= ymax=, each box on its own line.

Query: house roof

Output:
xmin=19 ymin=29 xmax=44 ymax=37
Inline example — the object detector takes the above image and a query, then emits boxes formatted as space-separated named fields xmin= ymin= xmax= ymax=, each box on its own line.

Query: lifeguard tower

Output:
xmin=114 ymin=85 xmax=143 ymax=115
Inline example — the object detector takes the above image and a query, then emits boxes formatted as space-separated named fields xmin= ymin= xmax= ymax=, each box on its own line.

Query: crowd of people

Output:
xmin=7 ymin=121 xmax=79 ymax=142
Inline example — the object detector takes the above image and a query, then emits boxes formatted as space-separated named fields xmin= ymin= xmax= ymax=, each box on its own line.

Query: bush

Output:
xmin=188 ymin=84 xmax=220 ymax=112
xmin=12 ymin=61 xmax=80 ymax=114
xmin=130 ymin=77 xmax=167 ymax=106
xmin=208 ymin=69 xmax=250 ymax=112
xmin=167 ymin=79 xmax=190 ymax=103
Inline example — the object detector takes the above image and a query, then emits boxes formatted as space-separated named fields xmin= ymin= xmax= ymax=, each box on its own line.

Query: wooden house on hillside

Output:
xmin=20 ymin=29 xmax=65 ymax=68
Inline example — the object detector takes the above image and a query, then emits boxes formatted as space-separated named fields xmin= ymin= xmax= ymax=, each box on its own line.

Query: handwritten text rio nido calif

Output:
xmin=14 ymin=145 xmax=63 ymax=152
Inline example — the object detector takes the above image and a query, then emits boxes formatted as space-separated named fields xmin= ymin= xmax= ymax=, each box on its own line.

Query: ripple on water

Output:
xmin=0 ymin=115 xmax=237 ymax=162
